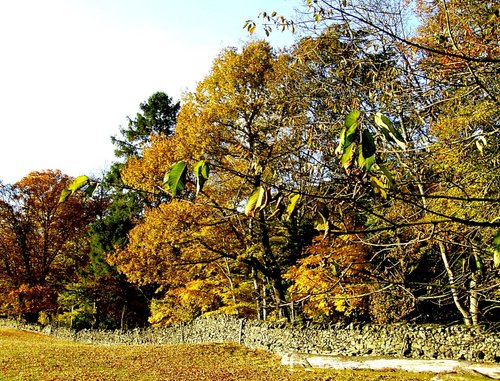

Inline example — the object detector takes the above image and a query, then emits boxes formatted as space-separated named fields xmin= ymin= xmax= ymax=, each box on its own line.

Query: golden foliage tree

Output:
xmin=285 ymin=236 xmax=372 ymax=322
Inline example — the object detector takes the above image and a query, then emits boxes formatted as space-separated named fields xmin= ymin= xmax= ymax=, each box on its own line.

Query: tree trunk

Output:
xmin=121 ymin=303 xmax=127 ymax=331
xmin=262 ymin=279 xmax=267 ymax=321
xmin=252 ymin=269 xmax=262 ymax=320
xmin=271 ymin=276 xmax=290 ymax=320
xmin=438 ymin=242 xmax=472 ymax=325
xmin=469 ymin=272 xmax=479 ymax=325
xmin=258 ymin=213 xmax=289 ymax=321
xmin=223 ymin=258 xmax=238 ymax=313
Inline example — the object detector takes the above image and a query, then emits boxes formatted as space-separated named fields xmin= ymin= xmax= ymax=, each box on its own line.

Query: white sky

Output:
xmin=0 ymin=0 xmax=297 ymax=184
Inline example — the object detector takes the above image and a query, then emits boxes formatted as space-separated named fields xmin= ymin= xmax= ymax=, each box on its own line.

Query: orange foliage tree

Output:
xmin=0 ymin=170 xmax=101 ymax=322
xmin=110 ymin=199 xmax=252 ymax=325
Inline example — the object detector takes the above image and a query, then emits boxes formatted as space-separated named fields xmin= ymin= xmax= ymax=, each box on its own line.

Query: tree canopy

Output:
xmin=7 ymin=0 xmax=500 ymax=328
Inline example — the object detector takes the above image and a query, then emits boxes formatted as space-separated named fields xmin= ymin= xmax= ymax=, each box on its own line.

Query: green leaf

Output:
xmin=374 ymin=112 xmax=406 ymax=150
xmin=59 ymin=175 xmax=91 ymax=203
xmin=245 ymin=189 xmax=260 ymax=216
xmin=68 ymin=176 xmax=90 ymax=192
xmin=256 ymin=187 xmax=269 ymax=211
xmin=194 ymin=160 xmax=210 ymax=195
xmin=493 ymin=230 xmax=500 ymax=247
xmin=83 ymin=182 xmax=97 ymax=198
xmin=336 ymin=110 xmax=359 ymax=153
xmin=335 ymin=129 xmax=346 ymax=156
xmin=164 ymin=161 xmax=188 ymax=197
xmin=337 ymin=110 xmax=360 ymax=171
xmin=494 ymin=230 xmax=500 ymax=268
xmin=358 ymin=129 xmax=376 ymax=171
xmin=245 ymin=186 xmax=267 ymax=217
xmin=285 ymin=193 xmax=300 ymax=220
xmin=58 ymin=188 xmax=72 ymax=203
xmin=345 ymin=109 xmax=361 ymax=130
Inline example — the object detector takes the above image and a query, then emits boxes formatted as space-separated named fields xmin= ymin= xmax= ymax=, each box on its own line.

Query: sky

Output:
xmin=0 ymin=0 xmax=297 ymax=184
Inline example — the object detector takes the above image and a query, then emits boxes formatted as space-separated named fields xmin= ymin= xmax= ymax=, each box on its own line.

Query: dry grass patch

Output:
xmin=0 ymin=328 xmax=490 ymax=381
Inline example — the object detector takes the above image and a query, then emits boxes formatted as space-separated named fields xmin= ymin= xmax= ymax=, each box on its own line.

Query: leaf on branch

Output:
xmin=245 ymin=186 xmax=269 ymax=217
xmin=68 ymin=175 xmax=90 ymax=192
xmin=345 ymin=109 xmax=361 ymax=131
xmin=193 ymin=160 xmax=210 ymax=195
xmin=358 ymin=129 xmax=376 ymax=171
xmin=341 ymin=143 xmax=356 ymax=171
xmin=370 ymin=176 xmax=388 ymax=198
xmin=374 ymin=112 xmax=406 ymax=150
xmin=378 ymin=164 xmax=396 ymax=188
xmin=164 ymin=161 xmax=188 ymax=197
xmin=244 ymin=20 xmax=257 ymax=34
xmin=336 ymin=110 xmax=359 ymax=154
xmin=58 ymin=188 xmax=72 ymax=203
xmin=285 ymin=193 xmax=300 ymax=220
xmin=494 ymin=230 xmax=500 ymax=268
xmin=255 ymin=187 xmax=270 ymax=214
xmin=337 ymin=110 xmax=360 ymax=172
xmin=59 ymin=175 xmax=91 ymax=203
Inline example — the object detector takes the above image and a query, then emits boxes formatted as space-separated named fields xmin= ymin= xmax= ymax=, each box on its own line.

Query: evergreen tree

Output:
xmin=65 ymin=92 xmax=179 ymax=329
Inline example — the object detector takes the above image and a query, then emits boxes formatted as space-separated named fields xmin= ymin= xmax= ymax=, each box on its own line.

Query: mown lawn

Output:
xmin=0 ymin=328 xmax=489 ymax=381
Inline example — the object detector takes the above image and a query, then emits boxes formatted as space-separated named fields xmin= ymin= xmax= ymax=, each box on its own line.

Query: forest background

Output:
xmin=0 ymin=0 xmax=499 ymax=330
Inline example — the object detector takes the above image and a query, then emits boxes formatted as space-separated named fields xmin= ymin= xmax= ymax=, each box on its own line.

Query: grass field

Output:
xmin=0 ymin=328 xmax=490 ymax=381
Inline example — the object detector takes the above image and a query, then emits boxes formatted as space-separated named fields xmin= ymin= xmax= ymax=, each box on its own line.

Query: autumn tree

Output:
xmin=0 ymin=171 xmax=101 ymax=322
xmin=72 ymin=92 xmax=180 ymax=329
xmin=111 ymin=41 xmax=327 ymax=323
xmin=261 ymin=23 xmax=430 ymax=323
xmin=111 ymin=33 xmax=439 ymax=325
xmin=61 ymin=1 xmax=500 ymax=326
xmin=244 ymin=0 xmax=500 ymax=325
xmin=285 ymin=236 xmax=373 ymax=323
xmin=404 ymin=0 xmax=500 ymax=325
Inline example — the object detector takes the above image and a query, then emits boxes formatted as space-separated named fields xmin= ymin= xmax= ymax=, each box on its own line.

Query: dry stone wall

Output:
xmin=2 ymin=315 xmax=499 ymax=363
